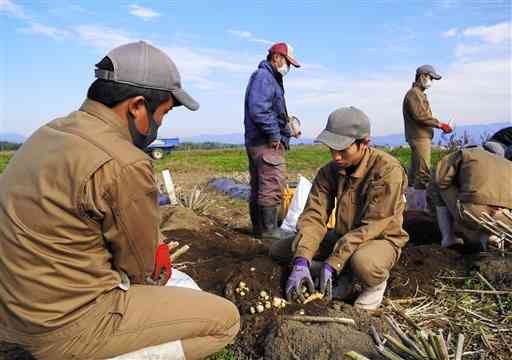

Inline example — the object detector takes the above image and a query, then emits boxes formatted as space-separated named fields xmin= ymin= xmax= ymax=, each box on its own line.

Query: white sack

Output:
xmin=165 ymin=269 xmax=202 ymax=291
xmin=280 ymin=176 xmax=312 ymax=232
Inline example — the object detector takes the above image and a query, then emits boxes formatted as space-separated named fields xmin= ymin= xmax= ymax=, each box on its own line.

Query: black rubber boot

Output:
xmin=260 ymin=206 xmax=295 ymax=241
xmin=249 ymin=201 xmax=262 ymax=237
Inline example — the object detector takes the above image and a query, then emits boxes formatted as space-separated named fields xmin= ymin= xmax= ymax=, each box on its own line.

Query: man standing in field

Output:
xmin=403 ymin=65 xmax=453 ymax=211
xmin=0 ymin=41 xmax=239 ymax=360
xmin=270 ymin=107 xmax=409 ymax=310
xmin=244 ymin=42 xmax=300 ymax=240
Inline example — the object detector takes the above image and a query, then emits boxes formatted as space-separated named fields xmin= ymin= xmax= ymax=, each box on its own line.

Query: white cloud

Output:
xmin=450 ymin=22 xmax=511 ymax=61
xmin=0 ymin=0 xmax=26 ymax=18
xmin=75 ymin=25 xmax=135 ymax=49
xmin=462 ymin=22 xmax=511 ymax=44
xmin=19 ymin=22 xmax=70 ymax=39
xmin=128 ymin=4 xmax=161 ymax=21
xmin=442 ymin=28 xmax=458 ymax=38
xmin=228 ymin=29 xmax=273 ymax=45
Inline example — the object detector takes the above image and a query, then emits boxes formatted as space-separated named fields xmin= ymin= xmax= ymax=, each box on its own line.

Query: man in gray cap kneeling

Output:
xmin=403 ymin=65 xmax=453 ymax=211
xmin=270 ymin=107 xmax=409 ymax=310
xmin=0 ymin=41 xmax=239 ymax=360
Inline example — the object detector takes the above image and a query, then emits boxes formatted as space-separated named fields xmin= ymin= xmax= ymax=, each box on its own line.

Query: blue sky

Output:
xmin=1 ymin=0 xmax=510 ymax=140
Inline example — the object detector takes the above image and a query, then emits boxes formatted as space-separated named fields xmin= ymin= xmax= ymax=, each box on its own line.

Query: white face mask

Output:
xmin=422 ymin=77 xmax=432 ymax=89
xmin=277 ymin=62 xmax=290 ymax=77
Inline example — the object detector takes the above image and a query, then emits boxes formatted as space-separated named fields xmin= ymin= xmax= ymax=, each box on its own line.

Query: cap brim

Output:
xmin=171 ymin=88 xmax=200 ymax=111
xmin=316 ymin=129 xmax=354 ymax=151
xmin=284 ymin=55 xmax=301 ymax=68
xmin=431 ymin=73 xmax=442 ymax=80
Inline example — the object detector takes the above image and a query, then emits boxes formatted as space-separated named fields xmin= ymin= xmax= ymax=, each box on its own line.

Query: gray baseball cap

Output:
xmin=316 ymin=107 xmax=371 ymax=150
xmin=95 ymin=41 xmax=199 ymax=111
xmin=416 ymin=64 xmax=442 ymax=80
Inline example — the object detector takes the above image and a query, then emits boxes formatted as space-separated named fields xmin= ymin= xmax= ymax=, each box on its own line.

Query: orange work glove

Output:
xmin=152 ymin=243 xmax=172 ymax=285
xmin=439 ymin=122 xmax=453 ymax=134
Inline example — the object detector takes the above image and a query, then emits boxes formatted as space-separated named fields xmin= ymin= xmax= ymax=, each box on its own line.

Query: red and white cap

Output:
xmin=268 ymin=42 xmax=301 ymax=68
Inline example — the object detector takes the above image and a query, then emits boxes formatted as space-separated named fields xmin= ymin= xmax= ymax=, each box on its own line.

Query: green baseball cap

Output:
xmin=316 ymin=106 xmax=371 ymax=150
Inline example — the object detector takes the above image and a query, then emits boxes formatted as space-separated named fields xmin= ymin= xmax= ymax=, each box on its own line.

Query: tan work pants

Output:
xmin=439 ymin=186 xmax=512 ymax=246
xmin=408 ymin=138 xmax=432 ymax=189
xmin=26 ymin=286 xmax=240 ymax=360
xmin=270 ymin=230 xmax=398 ymax=287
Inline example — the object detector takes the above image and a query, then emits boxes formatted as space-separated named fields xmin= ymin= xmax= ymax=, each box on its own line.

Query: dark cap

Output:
xmin=95 ymin=41 xmax=199 ymax=111
xmin=416 ymin=64 xmax=442 ymax=80
xmin=268 ymin=42 xmax=300 ymax=67
xmin=316 ymin=107 xmax=371 ymax=150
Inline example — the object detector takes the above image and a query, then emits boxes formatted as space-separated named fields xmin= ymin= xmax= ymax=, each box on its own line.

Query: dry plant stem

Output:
xmin=283 ymin=315 xmax=355 ymax=326
xmin=417 ymin=332 xmax=437 ymax=360
xmin=475 ymin=271 xmax=505 ymax=314
xmin=384 ymin=315 xmax=426 ymax=358
xmin=377 ymin=347 xmax=405 ymax=360
xmin=388 ymin=296 xmax=428 ymax=304
xmin=433 ymin=334 xmax=449 ymax=360
xmin=170 ymin=245 xmax=190 ymax=261
xmin=442 ymin=288 xmax=512 ymax=295
xmin=344 ymin=351 xmax=371 ymax=360
xmin=383 ymin=334 xmax=424 ymax=360
xmin=454 ymin=334 xmax=464 ymax=360
xmin=370 ymin=324 xmax=384 ymax=347
xmin=386 ymin=300 xmax=422 ymax=331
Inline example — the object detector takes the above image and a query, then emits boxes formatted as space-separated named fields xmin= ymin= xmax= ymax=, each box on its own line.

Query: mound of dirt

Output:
xmin=474 ymin=252 xmax=512 ymax=289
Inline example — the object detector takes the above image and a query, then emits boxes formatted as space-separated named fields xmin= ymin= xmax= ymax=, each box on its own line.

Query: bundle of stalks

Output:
xmin=463 ymin=209 xmax=512 ymax=250
xmin=177 ymin=185 xmax=211 ymax=214
xmin=346 ymin=268 xmax=511 ymax=359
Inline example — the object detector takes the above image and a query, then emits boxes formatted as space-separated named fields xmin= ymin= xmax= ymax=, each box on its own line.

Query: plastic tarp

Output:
xmin=207 ymin=177 xmax=250 ymax=201
xmin=280 ymin=176 xmax=312 ymax=232
xmin=166 ymin=269 xmax=201 ymax=291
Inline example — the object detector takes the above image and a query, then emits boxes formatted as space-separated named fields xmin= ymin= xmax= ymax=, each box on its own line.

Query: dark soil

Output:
xmin=2 ymin=206 xmax=506 ymax=359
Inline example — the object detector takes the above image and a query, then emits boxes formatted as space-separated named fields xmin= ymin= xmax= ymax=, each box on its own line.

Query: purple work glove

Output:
xmin=286 ymin=257 xmax=315 ymax=303
xmin=319 ymin=263 xmax=335 ymax=301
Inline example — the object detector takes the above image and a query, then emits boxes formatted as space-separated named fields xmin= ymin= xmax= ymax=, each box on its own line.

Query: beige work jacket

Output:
xmin=0 ymin=100 xmax=160 ymax=341
xmin=402 ymin=83 xmax=440 ymax=141
xmin=294 ymin=148 xmax=409 ymax=273
xmin=436 ymin=147 xmax=512 ymax=209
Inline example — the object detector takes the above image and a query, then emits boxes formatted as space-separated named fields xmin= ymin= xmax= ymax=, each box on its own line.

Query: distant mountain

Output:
xmin=0 ymin=133 xmax=26 ymax=143
xmin=183 ymin=133 xmax=244 ymax=144
xmin=372 ymin=122 xmax=510 ymax=147
xmin=182 ymin=122 xmax=510 ymax=147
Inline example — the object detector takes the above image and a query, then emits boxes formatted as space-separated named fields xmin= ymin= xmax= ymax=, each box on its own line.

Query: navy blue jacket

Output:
xmin=244 ymin=60 xmax=291 ymax=147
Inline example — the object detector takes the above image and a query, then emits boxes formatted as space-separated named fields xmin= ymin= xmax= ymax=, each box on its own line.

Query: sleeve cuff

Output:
xmin=326 ymin=255 xmax=346 ymax=274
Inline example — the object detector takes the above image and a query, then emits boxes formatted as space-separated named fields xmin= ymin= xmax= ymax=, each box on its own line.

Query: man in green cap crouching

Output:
xmin=270 ymin=107 xmax=409 ymax=310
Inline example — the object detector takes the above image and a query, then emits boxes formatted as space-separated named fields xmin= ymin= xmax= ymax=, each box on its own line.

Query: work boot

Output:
xmin=109 ymin=341 xmax=185 ymax=360
xmin=436 ymin=206 xmax=463 ymax=248
xmin=354 ymin=280 xmax=387 ymax=310
xmin=260 ymin=206 xmax=295 ymax=241
xmin=480 ymin=233 xmax=501 ymax=251
xmin=249 ymin=201 xmax=261 ymax=237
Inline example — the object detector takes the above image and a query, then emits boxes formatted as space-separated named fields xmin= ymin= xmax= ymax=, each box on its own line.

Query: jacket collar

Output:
xmin=79 ymin=99 xmax=132 ymax=142
xmin=337 ymin=147 xmax=371 ymax=178
xmin=412 ymin=82 xmax=425 ymax=93
xmin=259 ymin=60 xmax=284 ymax=85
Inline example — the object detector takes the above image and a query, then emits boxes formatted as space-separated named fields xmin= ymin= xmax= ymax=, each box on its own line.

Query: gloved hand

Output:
xmin=286 ymin=257 xmax=315 ymax=303
xmin=152 ymin=243 xmax=172 ymax=285
xmin=439 ymin=122 xmax=453 ymax=134
xmin=319 ymin=263 xmax=335 ymax=301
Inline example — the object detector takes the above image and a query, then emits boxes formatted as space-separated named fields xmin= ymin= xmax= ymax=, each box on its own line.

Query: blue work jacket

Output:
xmin=244 ymin=60 xmax=291 ymax=148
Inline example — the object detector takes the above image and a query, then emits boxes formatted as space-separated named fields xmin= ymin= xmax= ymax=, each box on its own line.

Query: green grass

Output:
xmin=1 ymin=146 xmax=445 ymax=177
xmin=0 ymin=153 xmax=12 ymax=174
xmin=206 ymin=349 xmax=237 ymax=360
